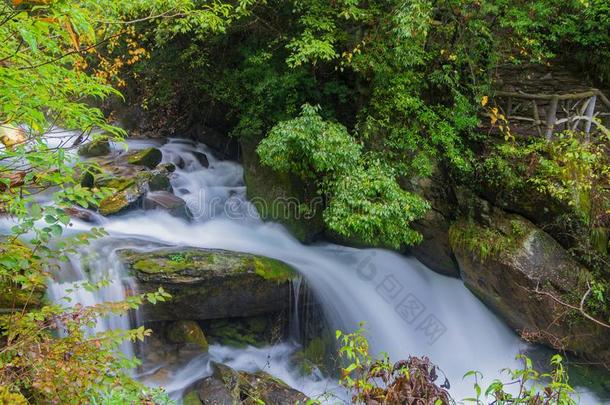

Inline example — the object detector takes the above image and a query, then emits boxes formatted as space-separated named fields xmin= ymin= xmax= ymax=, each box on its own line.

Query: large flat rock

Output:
xmin=118 ymin=247 xmax=297 ymax=322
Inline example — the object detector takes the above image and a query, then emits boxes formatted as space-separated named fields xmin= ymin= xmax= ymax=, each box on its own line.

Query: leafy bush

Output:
xmin=464 ymin=355 xmax=576 ymax=404
xmin=325 ymin=161 xmax=429 ymax=249
xmin=258 ymin=104 xmax=361 ymax=179
xmin=337 ymin=324 xmax=450 ymax=404
xmin=258 ymin=104 xmax=428 ymax=248
xmin=337 ymin=325 xmax=579 ymax=404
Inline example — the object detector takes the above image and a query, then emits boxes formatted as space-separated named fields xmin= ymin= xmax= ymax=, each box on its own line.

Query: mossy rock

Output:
xmin=166 ymin=320 xmax=209 ymax=352
xmin=126 ymin=147 xmax=162 ymax=168
xmin=450 ymin=206 xmax=610 ymax=367
xmin=182 ymin=390 xmax=202 ymax=405
xmin=90 ymin=162 xmax=172 ymax=216
xmin=290 ymin=335 xmax=335 ymax=376
xmin=98 ymin=191 xmax=130 ymax=216
xmin=125 ymin=249 xmax=294 ymax=282
xmin=206 ymin=317 xmax=273 ymax=348
xmin=98 ymin=184 xmax=145 ymax=216
xmin=95 ymin=174 xmax=136 ymax=191
xmin=240 ymin=137 xmax=324 ymax=243
xmin=196 ymin=363 xmax=309 ymax=405
xmin=207 ymin=320 xmax=260 ymax=348
xmin=78 ymin=138 xmax=110 ymax=158
xmin=118 ymin=247 xmax=298 ymax=322
xmin=147 ymin=172 xmax=172 ymax=192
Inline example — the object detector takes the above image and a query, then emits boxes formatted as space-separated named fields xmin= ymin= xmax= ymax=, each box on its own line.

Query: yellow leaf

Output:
xmin=481 ymin=96 xmax=488 ymax=106
xmin=64 ymin=20 xmax=80 ymax=51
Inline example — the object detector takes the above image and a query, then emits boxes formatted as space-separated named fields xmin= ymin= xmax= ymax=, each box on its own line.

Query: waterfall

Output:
xmin=46 ymin=243 xmax=137 ymax=359
xmin=36 ymin=137 xmax=600 ymax=403
xmin=290 ymin=276 xmax=303 ymax=340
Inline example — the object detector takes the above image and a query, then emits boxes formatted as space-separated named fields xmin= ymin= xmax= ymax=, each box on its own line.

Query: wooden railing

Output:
xmin=494 ymin=89 xmax=610 ymax=139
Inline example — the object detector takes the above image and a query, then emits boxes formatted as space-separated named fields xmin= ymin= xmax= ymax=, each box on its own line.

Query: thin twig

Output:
xmin=531 ymin=282 xmax=610 ymax=329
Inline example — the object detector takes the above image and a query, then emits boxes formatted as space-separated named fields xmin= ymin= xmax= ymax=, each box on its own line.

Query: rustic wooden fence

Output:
xmin=493 ymin=89 xmax=610 ymax=140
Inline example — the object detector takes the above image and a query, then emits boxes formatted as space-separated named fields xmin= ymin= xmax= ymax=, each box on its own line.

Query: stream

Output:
xmin=15 ymin=136 xmax=602 ymax=403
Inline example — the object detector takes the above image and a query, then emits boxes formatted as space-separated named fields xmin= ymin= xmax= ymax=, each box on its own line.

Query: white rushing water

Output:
xmin=15 ymin=136 xmax=599 ymax=403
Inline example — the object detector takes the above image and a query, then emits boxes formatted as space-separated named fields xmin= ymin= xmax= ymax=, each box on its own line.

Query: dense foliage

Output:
xmin=0 ymin=0 xmax=239 ymax=402
xmin=258 ymin=104 xmax=429 ymax=248
xmin=120 ymin=0 xmax=609 ymax=249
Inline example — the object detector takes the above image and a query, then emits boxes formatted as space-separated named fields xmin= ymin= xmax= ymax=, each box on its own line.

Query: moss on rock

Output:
xmin=129 ymin=250 xmax=251 ymax=276
xmin=252 ymin=257 xmax=295 ymax=282
xmin=448 ymin=215 xmax=529 ymax=262
xmin=90 ymin=163 xmax=172 ymax=216
xmin=207 ymin=319 xmax=261 ymax=348
xmin=450 ymin=205 xmax=610 ymax=367
xmin=182 ymin=390 xmax=201 ymax=405
xmin=96 ymin=174 xmax=135 ymax=191
xmin=196 ymin=363 xmax=309 ymax=405
xmin=126 ymin=147 xmax=162 ymax=168
xmin=118 ymin=247 xmax=298 ymax=322
xmin=78 ymin=137 xmax=110 ymax=158
xmin=240 ymin=137 xmax=324 ymax=243
xmin=126 ymin=249 xmax=294 ymax=283
xmin=98 ymin=186 xmax=146 ymax=216
xmin=166 ymin=320 xmax=209 ymax=352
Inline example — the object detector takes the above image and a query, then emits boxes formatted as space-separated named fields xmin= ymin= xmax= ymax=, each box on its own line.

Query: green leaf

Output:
xmin=19 ymin=27 xmax=38 ymax=52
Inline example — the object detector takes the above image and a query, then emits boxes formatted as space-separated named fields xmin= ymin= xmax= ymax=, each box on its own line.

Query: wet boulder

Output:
xmin=64 ymin=206 xmax=101 ymax=224
xmin=147 ymin=166 xmax=173 ymax=192
xmin=166 ymin=320 xmax=209 ymax=352
xmin=76 ymin=143 xmax=175 ymax=216
xmin=78 ymin=137 xmax=110 ymax=158
xmin=401 ymin=163 xmax=459 ymax=277
xmin=118 ymin=247 xmax=298 ymax=322
xmin=126 ymin=147 xmax=162 ymax=168
xmin=194 ymin=363 xmax=309 ymax=405
xmin=240 ymin=137 xmax=325 ymax=243
xmin=449 ymin=206 xmax=610 ymax=366
xmin=193 ymin=151 xmax=209 ymax=168
xmin=143 ymin=191 xmax=190 ymax=219
xmin=98 ymin=183 xmax=147 ymax=216
xmin=92 ymin=163 xmax=174 ymax=216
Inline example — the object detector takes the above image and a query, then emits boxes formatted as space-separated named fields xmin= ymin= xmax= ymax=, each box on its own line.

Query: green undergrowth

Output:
xmin=448 ymin=217 xmax=530 ymax=262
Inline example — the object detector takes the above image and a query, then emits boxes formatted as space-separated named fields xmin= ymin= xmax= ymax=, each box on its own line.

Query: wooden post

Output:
xmin=545 ymin=95 xmax=559 ymax=141
xmin=572 ymin=97 xmax=591 ymax=132
xmin=532 ymin=100 xmax=542 ymax=137
xmin=584 ymin=95 xmax=597 ymax=141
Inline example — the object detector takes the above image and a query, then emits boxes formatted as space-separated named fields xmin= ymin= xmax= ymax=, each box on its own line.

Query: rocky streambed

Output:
xmin=117 ymin=247 xmax=318 ymax=404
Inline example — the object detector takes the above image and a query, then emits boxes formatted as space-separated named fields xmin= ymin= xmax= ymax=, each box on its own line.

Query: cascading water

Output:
xmin=47 ymin=242 xmax=139 ymax=359
xmin=29 ymin=137 xmax=600 ymax=403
